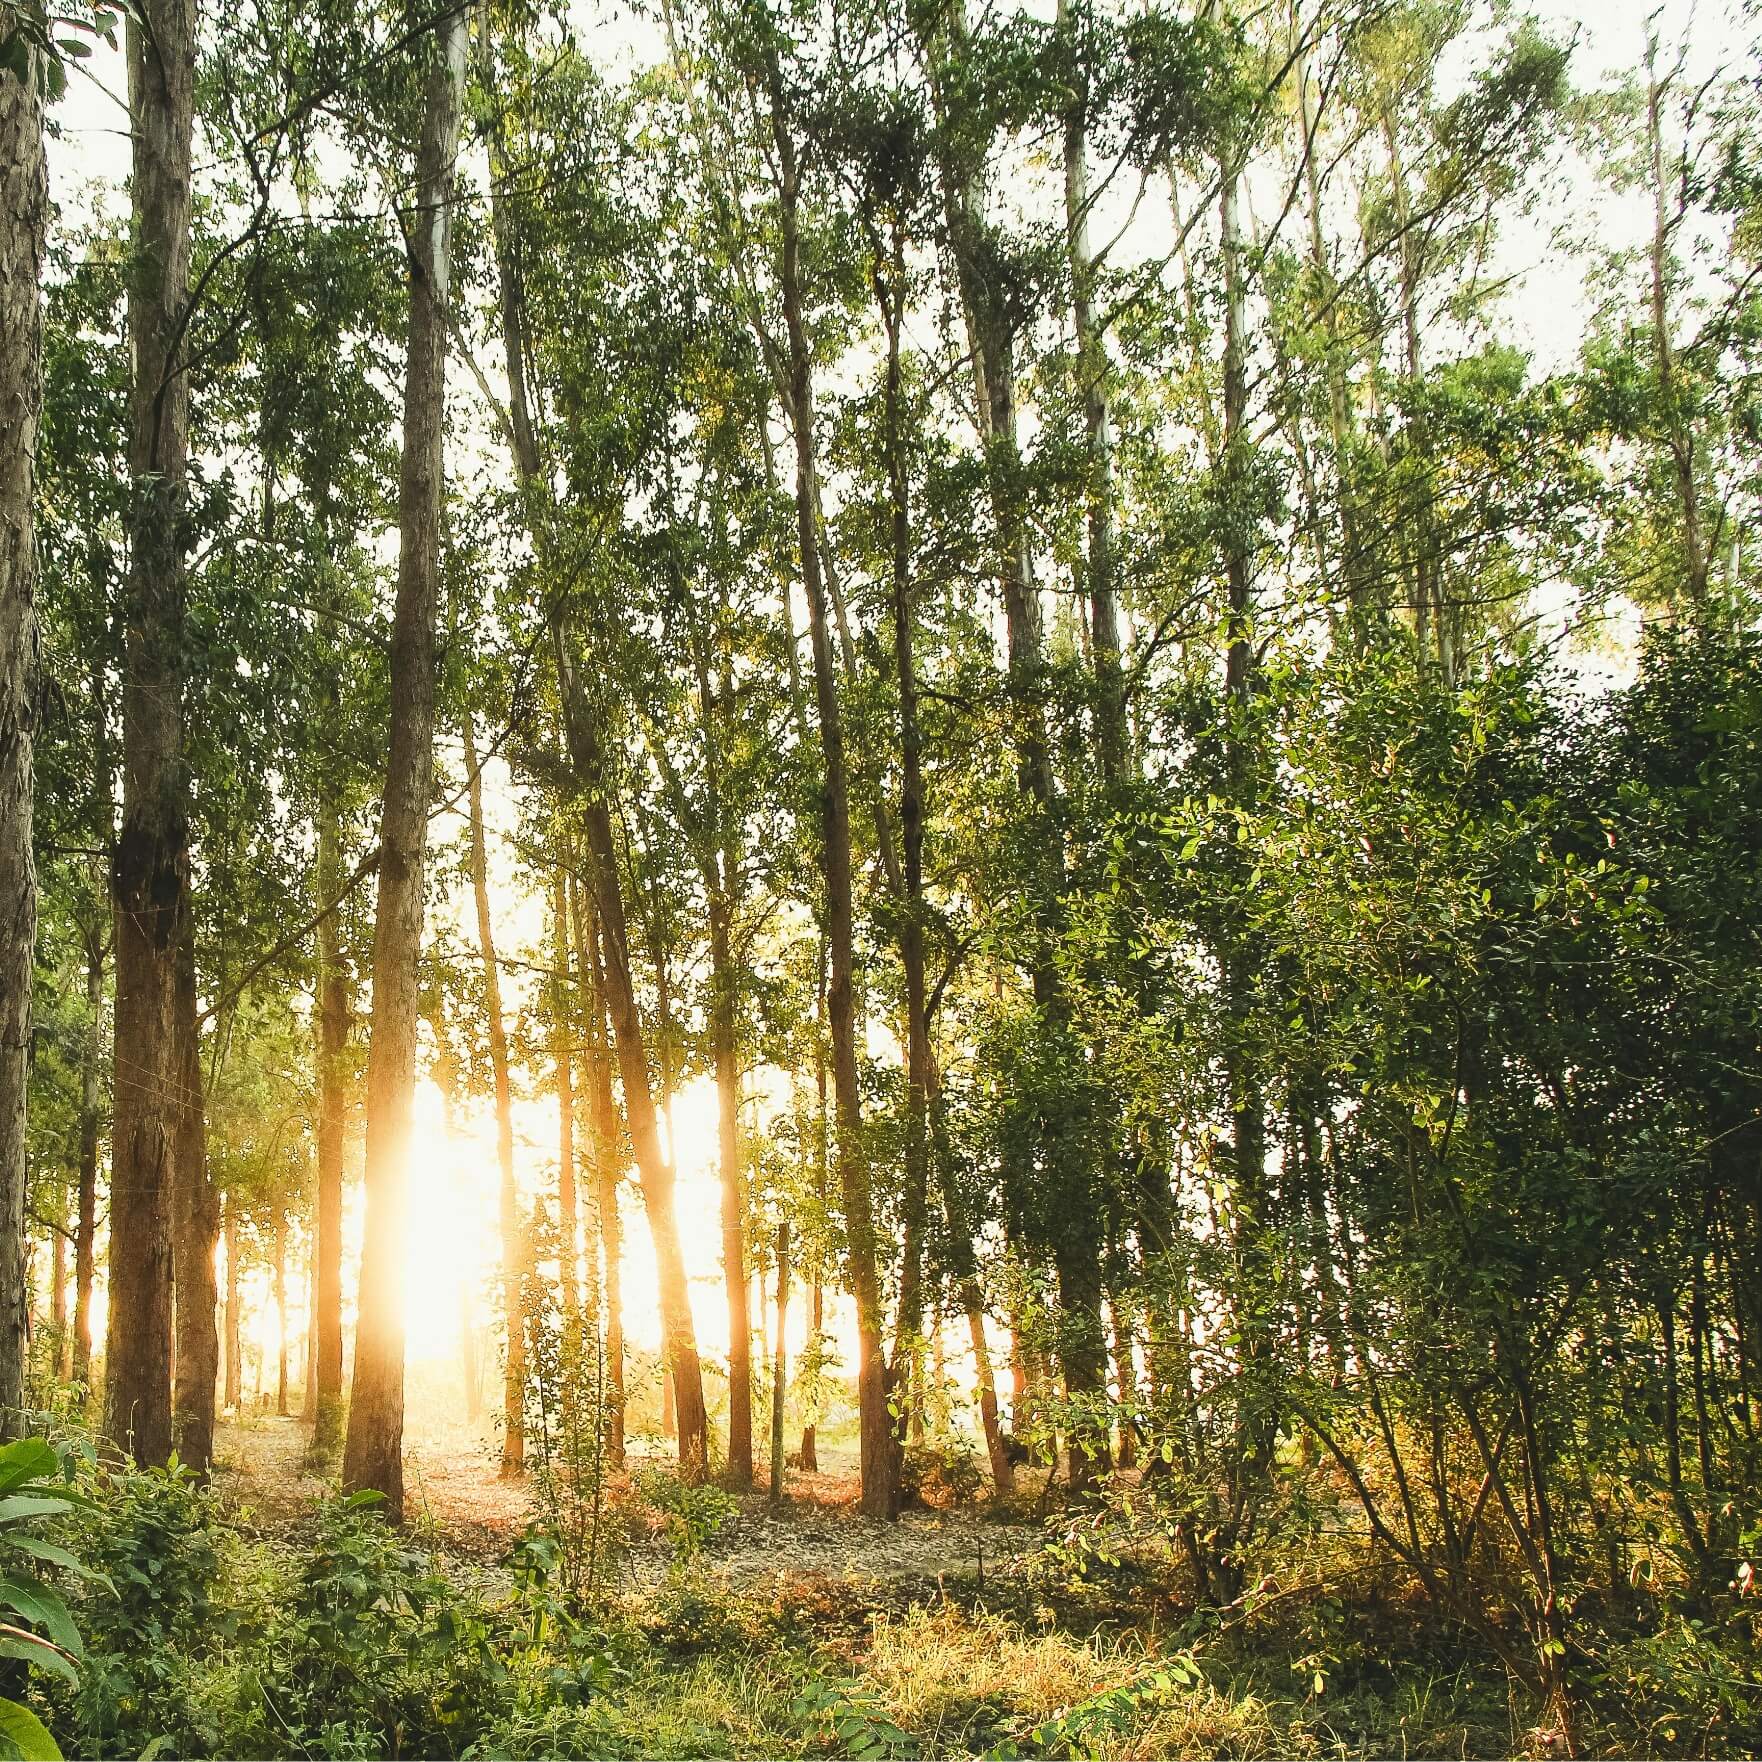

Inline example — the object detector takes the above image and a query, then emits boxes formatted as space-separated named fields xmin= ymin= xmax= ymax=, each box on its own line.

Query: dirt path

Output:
xmin=213 ymin=1416 xmax=1045 ymax=1593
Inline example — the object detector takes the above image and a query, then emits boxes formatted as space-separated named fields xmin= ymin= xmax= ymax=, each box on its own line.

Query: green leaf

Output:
xmin=0 ymin=1498 xmax=72 ymax=1527
xmin=0 ymin=1445 xmax=58 ymax=1500
xmin=0 ymin=1695 xmax=61 ymax=1761
xmin=0 ymin=1580 xmax=80 ymax=1657
xmin=0 ymin=1634 xmax=77 ymax=1687
xmin=1 ymin=1539 xmax=98 ymax=1584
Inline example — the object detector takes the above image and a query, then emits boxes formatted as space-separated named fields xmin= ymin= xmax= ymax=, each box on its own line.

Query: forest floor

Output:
xmin=212 ymin=1413 xmax=1049 ymax=1598
xmin=198 ymin=1415 xmax=1698 ymax=1757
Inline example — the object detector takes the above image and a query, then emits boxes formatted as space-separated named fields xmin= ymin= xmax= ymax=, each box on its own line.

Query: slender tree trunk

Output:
xmin=801 ymin=942 xmax=827 ymax=1475
xmin=876 ymin=217 xmax=929 ymax=1462
xmin=274 ymin=1209 xmax=289 ymax=1417
xmin=1645 ymin=28 xmax=1709 ymax=610
xmin=573 ymin=879 xmax=626 ymax=1468
xmin=342 ymin=7 xmax=467 ymax=1520
xmin=770 ymin=1216 xmax=789 ymax=1505
xmin=552 ymin=865 xmax=580 ymax=1329
xmin=552 ymin=684 xmax=709 ymax=1478
xmin=920 ymin=8 xmax=1104 ymax=1464
xmin=313 ymin=801 xmax=348 ymax=1446
xmin=1291 ymin=7 xmax=1365 ymax=629
xmin=223 ymin=1200 xmax=241 ymax=1411
xmin=171 ymin=931 xmax=219 ymax=1469
xmin=463 ymin=713 xmax=524 ymax=1477
xmin=475 ymin=53 xmax=677 ymax=1474
xmin=51 ymin=1231 xmax=67 ymax=1381
xmin=107 ymin=0 xmax=197 ymax=1468
xmin=302 ymin=1224 xmax=317 ymax=1423
xmin=1057 ymin=0 xmax=1125 ymax=782
xmin=929 ymin=1051 xmax=1010 ymax=1494
xmin=765 ymin=59 xmax=892 ymax=1518
xmin=74 ymin=933 xmax=102 ymax=1389
xmin=710 ymin=895 xmax=753 ymax=1487
xmin=0 ymin=31 xmax=45 ymax=1431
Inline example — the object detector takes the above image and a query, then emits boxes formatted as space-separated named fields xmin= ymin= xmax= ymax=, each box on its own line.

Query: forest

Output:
xmin=0 ymin=0 xmax=1758 ymax=1754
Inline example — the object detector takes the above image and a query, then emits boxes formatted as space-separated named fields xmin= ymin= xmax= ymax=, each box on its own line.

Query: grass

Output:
xmin=38 ymin=1453 xmax=1762 ymax=1760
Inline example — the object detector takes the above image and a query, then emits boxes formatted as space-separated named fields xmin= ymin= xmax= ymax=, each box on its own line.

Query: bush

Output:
xmin=899 ymin=1438 xmax=983 ymax=1510
xmin=67 ymin=1456 xmax=227 ymax=1752
xmin=633 ymin=1467 xmax=737 ymax=1563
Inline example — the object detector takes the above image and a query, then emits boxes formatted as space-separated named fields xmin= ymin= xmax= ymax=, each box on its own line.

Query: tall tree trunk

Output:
xmin=1645 ymin=26 xmax=1709 ymax=610
xmin=301 ymin=1223 xmax=317 ymax=1423
xmin=548 ymin=658 xmax=707 ymax=1478
xmin=0 ymin=29 xmax=45 ymax=1431
xmin=223 ymin=1200 xmax=241 ymax=1411
xmin=552 ymin=865 xmax=580 ymax=1330
xmin=875 ymin=215 xmax=928 ymax=1504
xmin=1290 ymin=7 xmax=1365 ymax=630
xmin=474 ymin=50 xmax=680 ymax=1473
xmin=463 ymin=713 xmax=524 ymax=1477
xmin=313 ymin=800 xmax=348 ymax=1446
xmin=1057 ymin=0 xmax=1125 ymax=783
xmin=1214 ymin=150 xmax=1274 ymax=1595
xmin=930 ymin=1051 xmax=1011 ymax=1495
xmin=770 ymin=1216 xmax=789 ymax=1505
xmin=107 ymin=0 xmax=197 ymax=1468
xmin=274 ymin=1209 xmax=289 ymax=1417
xmin=171 ymin=933 xmax=219 ymax=1468
xmin=801 ymin=940 xmax=827 ymax=1474
xmin=342 ymin=6 xmax=467 ymax=1520
xmin=764 ymin=57 xmax=892 ymax=1519
xmin=573 ymin=877 xmax=626 ymax=1468
xmin=428 ymin=1034 xmax=483 ymax=1425
xmin=919 ymin=4 xmax=1104 ymax=1466
xmin=74 ymin=932 xmax=102 ymax=1389
xmin=710 ymin=894 xmax=753 ymax=1488
xmin=51 ymin=1230 xmax=68 ymax=1381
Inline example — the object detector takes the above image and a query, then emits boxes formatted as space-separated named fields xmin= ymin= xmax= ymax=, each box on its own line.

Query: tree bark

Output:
xmin=223 ymin=1200 xmax=241 ymax=1410
xmin=930 ymin=1051 xmax=1011 ymax=1495
xmin=918 ymin=4 xmax=1105 ymax=1467
xmin=342 ymin=5 xmax=467 ymax=1521
xmin=463 ymin=713 xmax=524 ymax=1477
xmin=1644 ymin=27 xmax=1709 ymax=609
xmin=763 ymin=56 xmax=892 ymax=1519
xmin=552 ymin=864 xmax=580 ymax=1330
xmin=710 ymin=892 xmax=752 ymax=1487
xmin=770 ymin=1215 xmax=789 ymax=1505
xmin=874 ymin=213 xmax=928 ymax=1506
xmin=106 ymin=0 xmax=197 ymax=1468
xmin=0 ymin=29 xmax=45 ymax=1431
xmin=74 ymin=932 xmax=102 ymax=1389
xmin=274 ymin=1208 xmax=289 ymax=1417
xmin=51 ymin=1230 xmax=68 ymax=1382
xmin=572 ymin=876 xmax=626 ymax=1468
xmin=301 ymin=1223 xmax=317 ymax=1423
xmin=552 ymin=721 xmax=708 ymax=1477
xmin=1057 ymin=0 xmax=1126 ymax=783
xmin=171 ymin=931 xmax=219 ymax=1468
xmin=801 ymin=940 xmax=828 ymax=1474
xmin=312 ymin=798 xmax=348 ymax=1446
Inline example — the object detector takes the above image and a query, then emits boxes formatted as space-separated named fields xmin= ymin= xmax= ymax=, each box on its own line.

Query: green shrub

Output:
xmin=634 ymin=1467 xmax=737 ymax=1563
xmin=0 ymin=1436 xmax=96 ymax=1762
xmin=899 ymin=1438 xmax=984 ymax=1510
xmin=67 ymin=1456 xmax=226 ymax=1752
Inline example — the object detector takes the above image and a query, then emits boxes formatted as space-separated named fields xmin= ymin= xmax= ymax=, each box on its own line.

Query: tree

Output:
xmin=105 ymin=0 xmax=197 ymax=1467
xmin=0 ymin=5 xmax=47 ymax=1429
xmin=342 ymin=1 xmax=468 ymax=1519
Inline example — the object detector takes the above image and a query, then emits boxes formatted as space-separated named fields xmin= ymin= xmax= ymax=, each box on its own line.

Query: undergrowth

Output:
xmin=1 ymin=1453 xmax=1753 ymax=1759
